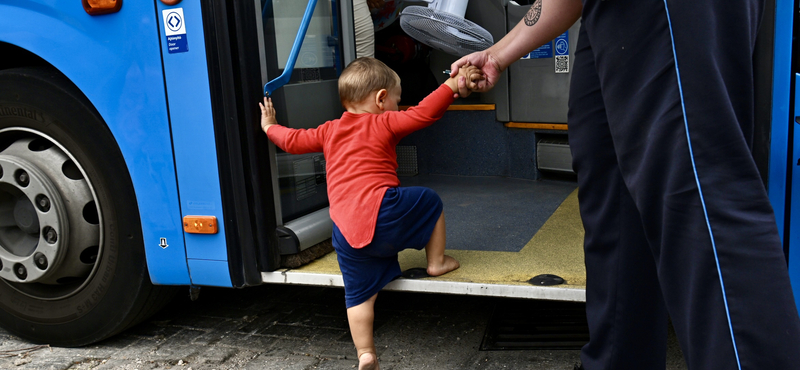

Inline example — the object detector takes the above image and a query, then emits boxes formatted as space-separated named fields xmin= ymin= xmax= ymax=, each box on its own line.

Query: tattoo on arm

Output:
xmin=524 ymin=0 xmax=542 ymax=27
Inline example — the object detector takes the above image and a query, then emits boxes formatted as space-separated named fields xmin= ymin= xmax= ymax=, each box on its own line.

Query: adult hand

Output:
xmin=450 ymin=50 xmax=503 ymax=97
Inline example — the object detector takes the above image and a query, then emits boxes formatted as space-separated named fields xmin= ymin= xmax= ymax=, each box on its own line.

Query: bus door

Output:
xmin=177 ymin=0 xmax=350 ymax=283
xmin=257 ymin=0 xmax=352 ymax=258
xmin=756 ymin=0 xmax=799 ymax=312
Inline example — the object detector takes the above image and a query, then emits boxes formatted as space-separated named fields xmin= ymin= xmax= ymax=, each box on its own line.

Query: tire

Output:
xmin=0 ymin=67 xmax=177 ymax=347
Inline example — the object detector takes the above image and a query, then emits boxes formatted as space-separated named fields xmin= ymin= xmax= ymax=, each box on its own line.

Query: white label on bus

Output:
xmin=162 ymin=8 xmax=188 ymax=54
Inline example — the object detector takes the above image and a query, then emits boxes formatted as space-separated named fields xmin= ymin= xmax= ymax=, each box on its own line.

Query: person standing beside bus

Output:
xmin=259 ymin=57 xmax=482 ymax=370
xmin=451 ymin=0 xmax=800 ymax=369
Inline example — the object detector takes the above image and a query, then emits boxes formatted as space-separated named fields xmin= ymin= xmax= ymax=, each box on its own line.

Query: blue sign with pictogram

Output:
xmin=162 ymin=8 xmax=188 ymax=54
xmin=555 ymin=31 xmax=569 ymax=55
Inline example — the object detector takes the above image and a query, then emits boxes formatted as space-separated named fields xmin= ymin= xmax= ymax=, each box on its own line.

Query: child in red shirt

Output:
xmin=260 ymin=57 xmax=481 ymax=370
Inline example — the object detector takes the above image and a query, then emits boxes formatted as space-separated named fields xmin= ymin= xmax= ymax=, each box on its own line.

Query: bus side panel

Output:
xmin=157 ymin=2 xmax=232 ymax=287
xmin=0 ymin=2 xmax=190 ymax=285
xmin=791 ymin=73 xmax=800 ymax=313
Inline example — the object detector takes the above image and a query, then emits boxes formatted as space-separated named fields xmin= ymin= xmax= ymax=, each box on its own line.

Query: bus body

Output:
xmin=0 ymin=0 xmax=795 ymax=346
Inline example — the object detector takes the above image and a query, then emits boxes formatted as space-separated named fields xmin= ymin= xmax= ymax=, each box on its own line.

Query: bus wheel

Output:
xmin=0 ymin=67 xmax=176 ymax=347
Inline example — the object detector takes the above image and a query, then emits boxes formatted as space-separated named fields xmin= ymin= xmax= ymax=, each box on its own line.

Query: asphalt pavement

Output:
xmin=0 ymin=284 xmax=688 ymax=370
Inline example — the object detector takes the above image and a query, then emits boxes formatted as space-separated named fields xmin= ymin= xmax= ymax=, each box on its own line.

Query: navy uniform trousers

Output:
xmin=567 ymin=0 xmax=800 ymax=368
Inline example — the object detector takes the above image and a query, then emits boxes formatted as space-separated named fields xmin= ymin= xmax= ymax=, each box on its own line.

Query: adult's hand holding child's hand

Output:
xmin=462 ymin=64 xmax=484 ymax=91
xmin=453 ymin=63 xmax=485 ymax=98
xmin=450 ymin=51 xmax=502 ymax=97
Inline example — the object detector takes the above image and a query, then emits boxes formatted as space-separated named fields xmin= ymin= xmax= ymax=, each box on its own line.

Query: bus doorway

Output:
xmin=254 ymin=0 xmax=587 ymax=301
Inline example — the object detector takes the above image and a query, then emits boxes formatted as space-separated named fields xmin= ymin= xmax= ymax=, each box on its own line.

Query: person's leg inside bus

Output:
xmin=347 ymin=293 xmax=380 ymax=370
xmin=423 ymin=212 xmax=459 ymax=276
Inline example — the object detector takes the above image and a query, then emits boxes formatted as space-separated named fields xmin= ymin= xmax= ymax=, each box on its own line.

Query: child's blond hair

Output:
xmin=338 ymin=57 xmax=401 ymax=106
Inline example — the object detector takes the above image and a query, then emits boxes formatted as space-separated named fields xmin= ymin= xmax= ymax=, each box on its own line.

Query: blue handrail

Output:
xmin=264 ymin=0 xmax=319 ymax=96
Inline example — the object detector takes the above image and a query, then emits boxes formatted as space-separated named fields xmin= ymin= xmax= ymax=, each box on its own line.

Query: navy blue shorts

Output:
xmin=333 ymin=186 xmax=443 ymax=308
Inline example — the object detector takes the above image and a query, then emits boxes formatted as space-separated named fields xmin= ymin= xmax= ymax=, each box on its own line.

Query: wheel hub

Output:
xmin=0 ymin=154 xmax=68 ymax=283
xmin=0 ymin=129 xmax=102 ymax=304
xmin=13 ymin=196 xmax=39 ymax=234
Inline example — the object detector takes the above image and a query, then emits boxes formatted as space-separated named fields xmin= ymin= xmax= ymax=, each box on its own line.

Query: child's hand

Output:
xmin=444 ymin=62 xmax=485 ymax=98
xmin=259 ymin=96 xmax=278 ymax=134
xmin=458 ymin=63 xmax=484 ymax=92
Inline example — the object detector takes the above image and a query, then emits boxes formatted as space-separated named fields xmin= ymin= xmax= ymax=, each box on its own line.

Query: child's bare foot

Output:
xmin=358 ymin=352 xmax=379 ymax=370
xmin=427 ymin=255 xmax=460 ymax=276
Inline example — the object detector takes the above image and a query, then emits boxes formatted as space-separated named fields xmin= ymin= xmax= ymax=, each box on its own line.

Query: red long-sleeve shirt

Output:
xmin=267 ymin=84 xmax=454 ymax=248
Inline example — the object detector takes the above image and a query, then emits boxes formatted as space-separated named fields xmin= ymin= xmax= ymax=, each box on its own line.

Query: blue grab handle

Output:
xmin=264 ymin=0 xmax=319 ymax=96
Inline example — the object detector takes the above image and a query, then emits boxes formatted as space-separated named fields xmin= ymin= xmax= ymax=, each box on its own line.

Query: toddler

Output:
xmin=260 ymin=57 xmax=482 ymax=370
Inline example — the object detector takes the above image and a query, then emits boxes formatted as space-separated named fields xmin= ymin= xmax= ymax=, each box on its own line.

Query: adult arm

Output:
xmin=450 ymin=0 xmax=583 ymax=95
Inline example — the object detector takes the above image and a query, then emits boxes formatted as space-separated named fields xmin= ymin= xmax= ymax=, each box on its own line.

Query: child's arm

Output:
xmin=383 ymin=65 xmax=486 ymax=139
xmin=258 ymin=96 xmax=325 ymax=154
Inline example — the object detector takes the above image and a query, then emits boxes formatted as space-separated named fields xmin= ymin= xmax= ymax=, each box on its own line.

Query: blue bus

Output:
xmin=0 ymin=0 xmax=795 ymax=347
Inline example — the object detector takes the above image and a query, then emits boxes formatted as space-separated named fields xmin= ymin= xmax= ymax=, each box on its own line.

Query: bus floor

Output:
xmin=279 ymin=174 xmax=587 ymax=298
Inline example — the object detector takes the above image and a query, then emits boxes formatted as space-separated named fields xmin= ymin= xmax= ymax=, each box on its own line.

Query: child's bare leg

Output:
xmin=425 ymin=212 xmax=460 ymax=276
xmin=347 ymin=294 xmax=380 ymax=370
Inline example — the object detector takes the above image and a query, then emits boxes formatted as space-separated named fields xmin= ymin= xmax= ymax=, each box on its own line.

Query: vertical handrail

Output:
xmin=263 ymin=0 xmax=319 ymax=96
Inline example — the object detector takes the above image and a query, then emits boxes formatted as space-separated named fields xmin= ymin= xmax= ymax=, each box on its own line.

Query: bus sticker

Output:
xmin=162 ymin=8 xmax=188 ymax=54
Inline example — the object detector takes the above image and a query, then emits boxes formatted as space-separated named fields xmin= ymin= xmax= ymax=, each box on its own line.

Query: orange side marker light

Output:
xmin=183 ymin=216 xmax=218 ymax=234
xmin=82 ymin=0 xmax=122 ymax=15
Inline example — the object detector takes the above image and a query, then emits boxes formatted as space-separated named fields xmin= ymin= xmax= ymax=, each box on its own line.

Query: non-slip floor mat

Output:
xmin=400 ymin=175 xmax=578 ymax=252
